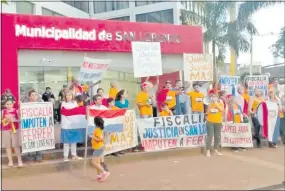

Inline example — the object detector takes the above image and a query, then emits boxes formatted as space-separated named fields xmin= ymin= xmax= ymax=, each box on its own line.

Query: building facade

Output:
xmin=2 ymin=1 xmax=205 ymax=107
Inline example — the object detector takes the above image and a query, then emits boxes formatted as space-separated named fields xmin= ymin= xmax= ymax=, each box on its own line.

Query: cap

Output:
xmin=141 ymin=82 xmax=148 ymax=88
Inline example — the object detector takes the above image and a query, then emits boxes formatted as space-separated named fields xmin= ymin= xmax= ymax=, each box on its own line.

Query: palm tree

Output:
xmin=270 ymin=27 xmax=285 ymax=59
xmin=181 ymin=1 xmax=279 ymax=80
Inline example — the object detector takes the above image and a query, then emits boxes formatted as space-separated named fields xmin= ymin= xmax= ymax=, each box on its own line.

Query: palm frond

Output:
xmin=238 ymin=1 xmax=280 ymax=21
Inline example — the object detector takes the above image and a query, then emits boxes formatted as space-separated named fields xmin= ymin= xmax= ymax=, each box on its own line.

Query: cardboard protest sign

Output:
xmin=247 ymin=75 xmax=269 ymax=96
xmin=20 ymin=102 xmax=55 ymax=153
xmin=183 ymin=54 xmax=213 ymax=81
xmin=103 ymin=110 xmax=138 ymax=155
xmin=131 ymin=42 xmax=162 ymax=78
xmin=78 ymin=56 xmax=109 ymax=82
xmin=221 ymin=123 xmax=253 ymax=147
xmin=220 ymin=75 xmax=240 ymax=95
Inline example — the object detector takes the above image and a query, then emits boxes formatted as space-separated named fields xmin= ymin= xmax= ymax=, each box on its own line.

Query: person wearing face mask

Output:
xmin=188 ymin=83 xmax=205 ymax=114
xmin=248 ymin=88 xmax=266 ymax=148
xmin=174 ymin=80 xmax=190 ymax=115
xmin=205 ymin=93 xmax=224 ymax=157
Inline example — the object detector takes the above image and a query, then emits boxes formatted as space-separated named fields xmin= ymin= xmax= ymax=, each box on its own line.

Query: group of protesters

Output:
xmin=1 ymin=75 xmax=285 ymax=170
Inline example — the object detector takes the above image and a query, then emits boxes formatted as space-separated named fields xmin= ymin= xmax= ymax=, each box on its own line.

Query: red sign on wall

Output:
xmin=1 ymin=13 xmax=203 ymax=102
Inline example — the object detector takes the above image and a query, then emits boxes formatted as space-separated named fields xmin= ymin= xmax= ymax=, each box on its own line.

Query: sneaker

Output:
xmin=64 ymin=157 xmax=69 ymax=162
xmin=18 ymin=161 xmax=23 ymax=168
xmin=257 ymin=144 xmax=262 ymax=148
xmin=72 ymin=156 xmax=83 ymax=160
xmin=8 ymin=162 xmax=13 ymax=167
xmin=99 ymin=171 xmax=110 ymax=182
xmin=214 ymin=150 xmax=222 ymax=156
xmin=239 ymin=148 xmax=247 ymax=151
xmin=96 ymin=174 xmax=103 ymax=181
xmin=206 ymin=150 xmax=211 ymax=157
xmin=233 ymin=149 xmax=239 ymax=153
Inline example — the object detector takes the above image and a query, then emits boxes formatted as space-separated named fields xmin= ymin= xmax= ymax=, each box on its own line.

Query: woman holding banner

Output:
xmin=248 ymin=88 xmax=266 ymax=148
xmin=61 ymin=90 xmax=83 ymax=161
xmin=268 ymin=89 xmax=282 ymax=148
xmin=226 ymin=96 xmax=247 ymax=152
xmin=205 ymin=93 xmax=224 ymax=157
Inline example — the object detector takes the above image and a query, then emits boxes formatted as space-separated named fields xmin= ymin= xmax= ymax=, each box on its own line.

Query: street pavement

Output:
xmin=2 ymin=146 xmax=285 ymax=190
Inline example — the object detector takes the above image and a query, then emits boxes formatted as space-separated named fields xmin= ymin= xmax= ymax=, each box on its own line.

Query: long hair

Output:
xmin=115 ymin=90 xmax=125 ymax=101
xmin=64 ymin=90 xmax=74 ymax=102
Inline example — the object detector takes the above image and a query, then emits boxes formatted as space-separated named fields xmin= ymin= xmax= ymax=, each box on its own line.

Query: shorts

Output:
xmin=2 ymin=130 xmax=21 ymax=148
xmin=93 ymin=147 xmax=104 ymax=157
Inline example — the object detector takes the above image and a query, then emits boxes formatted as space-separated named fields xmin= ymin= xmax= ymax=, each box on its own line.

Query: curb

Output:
xmin=2 ymin=139 xmax=283 ymax=178
xmin=2 ymin=147 xmax=204 ymax=178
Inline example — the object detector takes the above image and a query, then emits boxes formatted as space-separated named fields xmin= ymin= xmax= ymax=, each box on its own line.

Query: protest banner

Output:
xmin=137 ymin=114 xmax=206 ymax=152
xmin=137 ymin=114 xmax=254 ymax=152
xmin=221 ymin=123 xmax=253 ymax=147
xmin=247 ymin=75 xmax=269 ymax=96
xmin=183 ymin=54 xmax=213 ymax=81
xmin=220 ymin=75 xmax=240 ymax=95
xmin=20 ymin=102 xmax=55 ymax=153
xmin=78 ymin=56 xmax=109 ymax=82
xmin=131 ymin=41 xmax=162 ymax=78
xmin=103 ymin=110 xmax=138 ymax=154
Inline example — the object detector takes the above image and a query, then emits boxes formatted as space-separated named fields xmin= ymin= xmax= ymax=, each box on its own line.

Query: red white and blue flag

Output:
xmin=61 ymin=107 xmax=127 ymax=143
xmin=257 ymin=101 xmax=280 ymax=143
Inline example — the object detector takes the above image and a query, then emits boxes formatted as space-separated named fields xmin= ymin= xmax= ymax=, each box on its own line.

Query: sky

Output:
xmin=225 ymin=3 xmax=284 ymax=66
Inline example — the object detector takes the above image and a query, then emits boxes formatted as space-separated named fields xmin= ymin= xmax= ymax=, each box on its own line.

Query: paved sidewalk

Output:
xmin=2 ymin=147 xmax=284 ymax=190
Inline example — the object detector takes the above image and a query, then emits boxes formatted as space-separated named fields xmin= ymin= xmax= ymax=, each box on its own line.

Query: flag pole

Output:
xmin=83 ymin=106 xmax=89 ymax=176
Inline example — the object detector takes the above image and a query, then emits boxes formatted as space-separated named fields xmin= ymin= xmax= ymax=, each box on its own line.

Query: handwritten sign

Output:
xmin=131 ymin=42 xmax=162 ymax=78
xmin=183 ymin=54 xmax=213 ymax=81
xmin=220 ymin=75 xmax=240 ymax=95
xmin=78 ymin=56 xmax=109 ymax=82
xmin=137 ymin=114 xmax=253 ymax=152
xmin=247 ymin=75 xmax=269 ymax=96
xmin=104 ymin=110 xmax=138 ymax=155
xmin=221 ymin=123 xmax=253 ymax=147
xmin=20 ymin=102 xmax=55 ymax=153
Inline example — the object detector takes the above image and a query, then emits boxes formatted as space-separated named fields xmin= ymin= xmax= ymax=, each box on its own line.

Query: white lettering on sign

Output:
xmin=15 ymin=24 xmax=182 ymax=44
xmin=15 ymin=25 xmax=96 ymax=41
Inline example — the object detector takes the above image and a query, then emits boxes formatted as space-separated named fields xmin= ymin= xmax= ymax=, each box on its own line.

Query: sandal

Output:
xmin=8 ymin=162 xmax=13 ymax=167
xmin=18 ymin=161 xmax=23 ymax=168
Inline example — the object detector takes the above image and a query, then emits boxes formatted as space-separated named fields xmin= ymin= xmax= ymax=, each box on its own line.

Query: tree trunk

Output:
xmin=212 ymin=40 xmax=217 ymax=88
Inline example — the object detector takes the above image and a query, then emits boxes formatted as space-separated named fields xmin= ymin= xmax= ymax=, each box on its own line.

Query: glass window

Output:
xmin=16 ymin=1 xmax=34 ymax=14
xmin=62 ymin=1 xmax=89 ymax=13
xmin=135 ymin=1 xmax=163 ymax=7
xmin=94 ymin=1 xmax=129 ymax=13
xmin=136 ymin=9 xmax=173 ymax=24
xmin=109 ymin=16 xmax=130 ymax=21
xmin=42 ymin=8 xmax=63 ymax=16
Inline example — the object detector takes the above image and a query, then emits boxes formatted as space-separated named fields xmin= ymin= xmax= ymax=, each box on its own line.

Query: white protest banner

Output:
xmin=183 ymin=54 xmax=213 ymax=81
xmin=220 ymin=75 xmax=240 ymax=95
xmin=103 ymin=110 xmax=138 ymax=155
xmin=131 ymin=41 xmax=162 ymax=78
xmin=247 ymin=75 xmax=269 ymax=96
xmin=78 ymin=56 xmax=109 ymax=82
xmin=137 ymin=114 xmax=253 ymax=152
xmin=221 ymin=123 xmax=253 ymax=147
xmin=20 ymin=102 xmax=55 ymax=153
xmin=137 ymin=114 xmax=206 ymax=152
